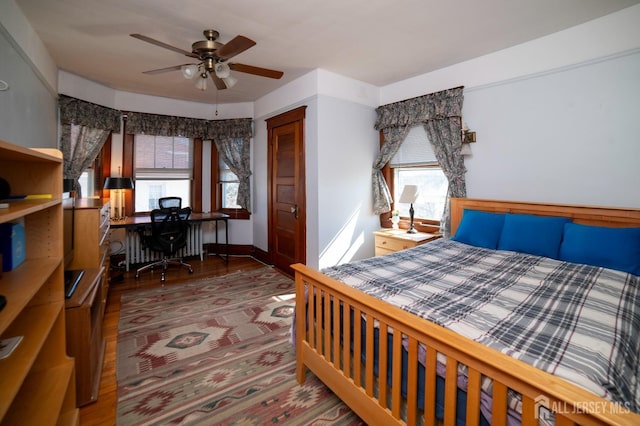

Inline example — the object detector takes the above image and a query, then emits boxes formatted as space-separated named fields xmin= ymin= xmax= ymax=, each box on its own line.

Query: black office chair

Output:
xmin=158 ymin=197 xmax=182 ymax=209
xmin=135 ymin=206 xmax=194 ymax=282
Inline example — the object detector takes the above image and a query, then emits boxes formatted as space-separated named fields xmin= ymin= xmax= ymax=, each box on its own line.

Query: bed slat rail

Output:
xmin=293 ymin=262 xmax=640 ymax=426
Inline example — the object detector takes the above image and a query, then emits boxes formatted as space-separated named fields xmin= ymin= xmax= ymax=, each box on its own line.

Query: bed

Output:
xmin=292 ymin=198 xmax=640 ymax=425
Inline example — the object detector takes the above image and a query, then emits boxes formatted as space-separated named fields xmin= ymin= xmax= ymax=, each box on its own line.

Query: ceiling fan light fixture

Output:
xmin=181 ymin=64 xmax=198 ymax=79
xmin=195 ymin=75 xmax=208 ymax=91
xmin=214 ymin=62 xmax=231 ymax=78
xmin=222 ymin=75 xmax=238 ymax=89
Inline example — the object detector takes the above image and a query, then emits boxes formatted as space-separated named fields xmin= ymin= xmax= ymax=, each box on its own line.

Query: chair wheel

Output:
xmin=135 ymin=273 xmax=140 ymax=280
xmin=188 ymin=268 xmax=194 ymax=274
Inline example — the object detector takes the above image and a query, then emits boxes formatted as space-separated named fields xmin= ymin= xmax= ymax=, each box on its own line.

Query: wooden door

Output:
xmin=267 ymin=106 xmax=306 ymax=276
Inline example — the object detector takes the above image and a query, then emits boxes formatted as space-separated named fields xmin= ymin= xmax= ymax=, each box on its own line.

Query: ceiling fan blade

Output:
xmin=216 ymin=35 xmax=256 ymax=60
xmin=229 ymin=63 xmax=284 ymax=79
xmin=130 ymin=33 xmax=199 ymax=59
xmin=142 ymin=63 xmax=195 ymax=75
xmin=210 ymin=72 xmax=227 ymax=90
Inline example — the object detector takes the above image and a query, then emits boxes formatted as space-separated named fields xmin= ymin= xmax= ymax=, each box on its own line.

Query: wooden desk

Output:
xmin=111 ymin=212 xmax=230 ymax=270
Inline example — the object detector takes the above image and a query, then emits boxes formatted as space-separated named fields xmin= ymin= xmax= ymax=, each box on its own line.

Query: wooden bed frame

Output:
xmin=292 ymin=198 xmax=640 ymax=426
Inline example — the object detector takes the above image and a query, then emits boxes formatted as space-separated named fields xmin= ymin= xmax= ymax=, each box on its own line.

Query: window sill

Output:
xmin=219 ymin=208 xmax=250 ymax=220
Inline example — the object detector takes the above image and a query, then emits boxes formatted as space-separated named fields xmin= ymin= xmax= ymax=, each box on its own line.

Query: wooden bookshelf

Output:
xmin=0 ymin=139 xmax=78 ymax=425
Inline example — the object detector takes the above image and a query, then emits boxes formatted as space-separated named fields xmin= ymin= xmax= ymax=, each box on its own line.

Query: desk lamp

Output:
xmin=399 ymin=185 xmax=419 ymax=234
xmin=104 ymin=176 xmax=134 ymax=220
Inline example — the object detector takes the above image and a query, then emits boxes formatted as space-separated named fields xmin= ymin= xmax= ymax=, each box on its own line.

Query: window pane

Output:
xmin=222 ymin=182 xmax=240 ymax=208
xmin=155 ymin=136 xmax=174 ymax=168
xmin=135 ymin=135 xmax=155 ymax=168
xmin=218 ymin=155 xmax=240 ymax=208
xmin=78 ymin=169 xmax=94 ymax=197
xmin=135 ymin=135 xmax=193 ymax=170
xmin=174 ymin=137 xmax=191 ymax=168
xmin=134 ymin=135 xmax=193 ymax=213
xmin=394 ymin=167 xmax=448 ymax=221
xmin=134 ymin=179 xmax=191 ymax=212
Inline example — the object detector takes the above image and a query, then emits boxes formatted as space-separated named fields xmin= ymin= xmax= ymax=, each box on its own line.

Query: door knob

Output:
xmin=290 ymin=204 xmax=298 ymax=219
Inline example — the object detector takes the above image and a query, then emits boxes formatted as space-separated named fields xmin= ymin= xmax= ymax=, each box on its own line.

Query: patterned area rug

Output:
xmin=116 ymin=266 xmax=364 ymax=425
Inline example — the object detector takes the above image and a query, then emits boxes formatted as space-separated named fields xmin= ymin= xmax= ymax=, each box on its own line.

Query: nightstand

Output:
xmin=373 ymin=229 xmax=440 ymax=256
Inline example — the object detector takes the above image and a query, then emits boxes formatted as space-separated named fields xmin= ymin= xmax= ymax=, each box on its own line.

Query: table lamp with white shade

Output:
xmin=398 ymin=184 xmax=419 ymax=234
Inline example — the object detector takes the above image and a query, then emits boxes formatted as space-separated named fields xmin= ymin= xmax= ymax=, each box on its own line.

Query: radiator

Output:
xmin=124 ymin=222 xmax=203 ymax=270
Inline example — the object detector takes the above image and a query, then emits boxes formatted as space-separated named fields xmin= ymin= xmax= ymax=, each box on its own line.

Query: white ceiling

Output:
xmin=14 ymin=0 xmax=640 ymax=105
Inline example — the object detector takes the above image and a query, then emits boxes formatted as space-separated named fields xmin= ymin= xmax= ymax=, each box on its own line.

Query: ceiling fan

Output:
xmin=130 ymin=29 xmax=284 ymax=90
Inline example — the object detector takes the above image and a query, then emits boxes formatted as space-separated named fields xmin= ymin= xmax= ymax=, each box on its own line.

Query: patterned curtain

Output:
xmin=372 ymin=87 xmax=465 ymax=235
xmin=206 ymin=118 xmax=252 ymax=141
xmin=58 ymin=95 xmax=122 ymax=197
xmin=372 ymin=126 xmax=411 ymax=214
xmin=424 ymin=118 xmax=466 ymax=236
xmin=59 ymin=124 xmax=110 ymax=198
xmin=59 ymin=95 xmax=121 ymax=131
xmin=127 ymin=113 xmax=252 ymax=141
xmin=126 ymin=112 xmax=208 ymax=138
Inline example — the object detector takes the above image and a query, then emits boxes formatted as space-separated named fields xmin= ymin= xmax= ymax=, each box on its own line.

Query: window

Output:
xmin=78 ymin=169 xmax=94 ymax=197
xmin=68 ymin=124 xmax=109 ymax=199
xmin=390 ymin=126 xmax=448 ymax=223
xmin=219 ymin=156 xmax=240 ymax=209
xmin=134 ymin=135 xmax=193 ymax=212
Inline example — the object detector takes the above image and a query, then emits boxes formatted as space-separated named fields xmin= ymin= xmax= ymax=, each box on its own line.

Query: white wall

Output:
xmin=316 ymin=95 xmax=379 ymax=268
xmin=253 ymin=70 xmax=378 ymax=268
xmin=379 ymin=5 xmax=640 ymax=105
xmin=0 ymin=1 xmax=57 ymax=92
xmin=0 ymin=2 xmax=58 ymax=148
xmin=463 ymin=50 xmax=640 ymax=207
xmin=378 ymin=4 xmax=640 ymax=209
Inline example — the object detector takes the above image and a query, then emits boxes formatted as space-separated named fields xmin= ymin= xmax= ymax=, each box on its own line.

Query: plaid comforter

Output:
xmin=321 ymin=238 xmax=640 ymax=413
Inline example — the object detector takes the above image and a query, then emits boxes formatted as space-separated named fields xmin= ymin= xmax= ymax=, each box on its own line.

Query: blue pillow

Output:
xmin=452 ymin=210 xmax=505 ymax=249
xmin=497 ymin=213 xmax=570 ymax=259
xmin=559 ymin=223 xmax=640 ymax=276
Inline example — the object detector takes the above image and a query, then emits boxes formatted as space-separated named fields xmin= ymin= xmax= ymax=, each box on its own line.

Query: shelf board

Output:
xmin=2 ymin=359 xmax=75 ymax=425
xmin=57 ymin=407 xmax=79 ymax=426
xmin=0 ymin=301 xmax=64 ymax=419
xmin=0 ymin=199 xmax=61 ymax=224
xmin=0 ymin=258 xmax=61 ymax=333
xmin=0 ymin=140 xmax=62 ymax=163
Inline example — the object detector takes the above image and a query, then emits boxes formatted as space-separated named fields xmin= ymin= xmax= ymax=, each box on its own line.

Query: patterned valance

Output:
xmin=374 ymin=86 xmax=464 ymax=130
xmin=126 ymin=112 xmax=252 ymax=140
xmin=206 ymin=118 xmax=253 ymax=140
xmin=58 ymin=95 xmax=121 ymax=132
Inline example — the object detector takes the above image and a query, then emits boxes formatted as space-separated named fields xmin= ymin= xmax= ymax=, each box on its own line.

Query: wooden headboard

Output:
xmin=450 ymin=198 xmax=640 ymax=236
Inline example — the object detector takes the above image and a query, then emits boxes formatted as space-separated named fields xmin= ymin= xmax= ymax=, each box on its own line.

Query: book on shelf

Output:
xmin=0 ymin=335 xmax=23 ymax=359
xmin=6 ymin=194 xmax=53 ymax=200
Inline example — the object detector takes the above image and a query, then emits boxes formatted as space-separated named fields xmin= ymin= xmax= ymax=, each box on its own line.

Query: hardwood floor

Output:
xmin=78 ymin=255 xmax=275 ymax=425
